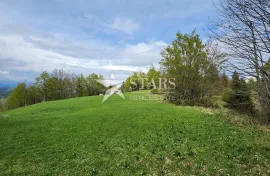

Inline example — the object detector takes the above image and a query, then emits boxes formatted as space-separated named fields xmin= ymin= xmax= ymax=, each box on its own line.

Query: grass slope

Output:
xmin=0 ymin=92 xmax=269 ymax=175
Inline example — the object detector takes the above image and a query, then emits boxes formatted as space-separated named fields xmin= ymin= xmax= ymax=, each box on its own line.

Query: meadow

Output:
xmin=0 ymin=91 xmax=269 ymax=175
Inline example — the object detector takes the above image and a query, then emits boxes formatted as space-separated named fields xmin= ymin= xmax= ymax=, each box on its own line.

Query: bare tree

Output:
xmin=209 ymin=0 xmax=270 ymax=121
xmin=206 ymin=40 xmax=228 ymax=71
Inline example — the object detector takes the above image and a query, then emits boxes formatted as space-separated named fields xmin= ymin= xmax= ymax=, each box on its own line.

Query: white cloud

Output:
xmin=0 ymin=70 xmax=9 ymax=75
xmin=0 ymin=32 xmax=168 ymax=82
xmin=119 ymin=41 xmax=167 ymax=67
xmin=108 ymin=17 xmax=139 ymax=34
xmin=101 ymin=65 xmax=148 ymax=73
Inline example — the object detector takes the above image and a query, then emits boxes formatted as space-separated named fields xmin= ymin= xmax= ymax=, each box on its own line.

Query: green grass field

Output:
xmin=0 ymin=92 xmax=269 ymax=175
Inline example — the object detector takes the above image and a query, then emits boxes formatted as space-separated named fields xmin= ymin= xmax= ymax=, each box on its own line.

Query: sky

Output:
xmin=0 ymin=0 xmax=216 ymax=86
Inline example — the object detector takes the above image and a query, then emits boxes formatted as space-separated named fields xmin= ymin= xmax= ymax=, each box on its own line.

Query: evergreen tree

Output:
xmin=226 ymin=71 xmax=254 ymax=114
xmin=220 ymin=72 xmax=229 ymax=89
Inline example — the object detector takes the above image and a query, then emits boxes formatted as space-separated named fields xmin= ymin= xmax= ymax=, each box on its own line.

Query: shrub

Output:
xmin=224 ymin=72 xmax=254 ymax=114
xmin=151 ymin=89 xmax=165 ymax=94
xmin=221 ymin=89 xmax=231 ymax=103
xmin=151 ymin=89 xmax=159 ymax=94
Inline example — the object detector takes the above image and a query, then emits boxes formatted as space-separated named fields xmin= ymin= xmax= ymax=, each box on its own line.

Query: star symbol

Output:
xmin=97 ymin=78 xmax=125 ymax=103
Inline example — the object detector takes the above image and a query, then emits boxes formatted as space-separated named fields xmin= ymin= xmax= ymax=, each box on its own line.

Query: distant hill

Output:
xmin=0 ymin=87 xmax=13 ymax=98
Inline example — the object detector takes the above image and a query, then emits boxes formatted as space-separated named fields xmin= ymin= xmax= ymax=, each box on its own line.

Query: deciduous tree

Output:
xmin=160 ymin=30 xmax=214 ymax=106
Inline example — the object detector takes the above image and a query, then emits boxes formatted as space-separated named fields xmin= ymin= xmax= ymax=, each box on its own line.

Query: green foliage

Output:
xmin=35 ymin=71 xmax=50 ymax=101
xmin=220 ymin=72 xmax=230 ymax=89
xmin=150 ymin=88 xmax=164 ymax=94
xmin=76 ymin=74 xmax=87 ymax=97
xmin=123 ymin=66 xmax=162 ymax=92
xmin=206 ymin=41 xmax=228 ymax=95
xmin=247 ymin=78 xmax=257 ymax=91
xmin=0 ymin=92 xmax=269 ymax=175
xmin=208 ymin=64 xmax=220 ymax=95
xmin=221 ymin=88 xmax=231 ymax=103
xmin=224 ymin=72 xmax=254 ymax=114
xmin=160 ymin=30 xmax=215 ymax=106
xmin=138 ymin=72 xmax=148 ymax=89
xmin=210 ymin=72 xmax=231 ymax=97
xmin=86 ymin=73 xmax=105 ymax=96
xmin=6 ymin=83 xmax=27 ymax=109
xmin=147 ymin=65 xmax=161 ymax=89
xmin=75 ymin=73 xmax=106 ymax=97
xmin=5 ymin=69 xmax=106 ymax=110
xmin=26 ymin=85 xmax=43 ymax=105
xmin=123 ymin=72 xmax=148 ymax=91
xmin=122 ymin=76 xmax=132 ymax=92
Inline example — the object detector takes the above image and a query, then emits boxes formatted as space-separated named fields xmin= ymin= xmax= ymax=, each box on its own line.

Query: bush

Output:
xmin=151 ymin=89 xmax=159 ymax=94
xmin=221 ymin=89 xmax=231 ymax=103
xmin=224 ymin=72 xmax=254 ymax=114
xmin=151 ymin=89 xmax=164 ymax=94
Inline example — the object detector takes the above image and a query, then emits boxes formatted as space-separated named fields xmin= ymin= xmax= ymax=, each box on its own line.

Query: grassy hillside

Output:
xmin=0 ymin=92 xmax=269 ymax=175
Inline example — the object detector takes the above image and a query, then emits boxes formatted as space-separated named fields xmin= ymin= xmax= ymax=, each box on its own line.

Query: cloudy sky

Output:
xmin=0 ymin=0 xmax=216 ymax=86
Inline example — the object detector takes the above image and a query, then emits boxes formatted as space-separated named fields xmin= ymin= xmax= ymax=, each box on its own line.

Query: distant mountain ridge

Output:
xmin=0 ymin=83 xmax=17 ymax=88
xmin=0 ymin=87 xmax=13 ymax=98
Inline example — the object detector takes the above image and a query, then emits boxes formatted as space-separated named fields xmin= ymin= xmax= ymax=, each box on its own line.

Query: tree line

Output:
xmin=122 ymin=29 xmax=269 ymax=122
xmin=0 ymin=69 xmax=106 ymax=111
xmin=121 ymin=65 xmax=161 ymax=92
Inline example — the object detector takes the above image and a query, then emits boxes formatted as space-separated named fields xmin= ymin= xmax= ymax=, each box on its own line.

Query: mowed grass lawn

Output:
xmin=0 ymin=91 xmax=269 ymax=175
